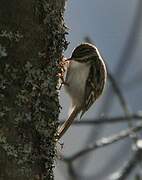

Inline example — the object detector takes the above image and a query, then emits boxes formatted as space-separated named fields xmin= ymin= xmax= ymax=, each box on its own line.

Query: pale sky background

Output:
xmin=55 ymin=0 xmax=142 ymax=179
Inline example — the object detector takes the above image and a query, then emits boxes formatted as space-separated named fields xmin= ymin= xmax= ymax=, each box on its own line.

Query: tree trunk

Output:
xmin=0 ymin=0 xmax=67 ymax=179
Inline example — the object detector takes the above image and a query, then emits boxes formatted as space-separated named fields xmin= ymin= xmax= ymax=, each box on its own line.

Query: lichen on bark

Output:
xmin=0 ymin=0 xmax=67 ymax=179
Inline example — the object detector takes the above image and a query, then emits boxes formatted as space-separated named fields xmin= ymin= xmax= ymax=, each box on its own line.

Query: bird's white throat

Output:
xmin=65 ymin=60 xmax=90 ymax=108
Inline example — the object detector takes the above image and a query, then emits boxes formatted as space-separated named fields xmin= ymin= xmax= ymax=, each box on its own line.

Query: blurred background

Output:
xmin=55 ymin=0 xmax=142 ymax=179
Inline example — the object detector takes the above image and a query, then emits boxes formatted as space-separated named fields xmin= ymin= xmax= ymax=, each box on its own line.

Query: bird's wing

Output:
xmin=80 ymin=58 xmax=106 ymax=118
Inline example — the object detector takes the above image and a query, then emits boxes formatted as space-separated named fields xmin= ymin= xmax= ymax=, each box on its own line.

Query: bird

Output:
xmin=57 ymin=43 xmax=107 ymax=140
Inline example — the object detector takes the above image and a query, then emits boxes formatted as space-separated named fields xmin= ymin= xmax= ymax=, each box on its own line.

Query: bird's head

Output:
xmin=68 ymin=43 xmax=98 ymax=63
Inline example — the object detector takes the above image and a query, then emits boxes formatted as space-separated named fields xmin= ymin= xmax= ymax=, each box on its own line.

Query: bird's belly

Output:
xmin=65 ymin=61 xmax=90 ymax=106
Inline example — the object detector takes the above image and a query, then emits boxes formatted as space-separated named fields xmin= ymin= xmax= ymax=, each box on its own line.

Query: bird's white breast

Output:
xmin=65 ymin=60 xmax=90 ymax=107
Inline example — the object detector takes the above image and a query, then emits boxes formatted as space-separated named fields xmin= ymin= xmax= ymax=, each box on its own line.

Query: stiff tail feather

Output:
xmin=58 ymin=107 xmax=81 ymax=140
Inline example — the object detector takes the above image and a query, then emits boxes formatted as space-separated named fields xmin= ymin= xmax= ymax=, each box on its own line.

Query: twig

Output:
xmin=110 ymin=148 xmax=142 ymax=180
xmin=66 ymin=123 xmax=142 ymax=161
xmin=60 ymin=113 xmax=142 ymax=125
xmin=108 ymin=73 xmax=130 ymax=115
xmin=108 ymin=72 xmax=138 ymax=142
xmin=124 ymin=68 xmax=142 ymax=91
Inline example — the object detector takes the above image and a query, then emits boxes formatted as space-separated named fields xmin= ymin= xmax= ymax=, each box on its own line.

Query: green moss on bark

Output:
xmin=0 ymin=0 xmax=67 ymax=179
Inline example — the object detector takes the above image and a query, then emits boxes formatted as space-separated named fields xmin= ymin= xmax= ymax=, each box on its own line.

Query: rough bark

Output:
xmin=0 ymin=0 xmax=67 ymax=179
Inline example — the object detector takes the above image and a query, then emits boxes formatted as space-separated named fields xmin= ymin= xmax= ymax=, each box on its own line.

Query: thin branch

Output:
xmin=60 ymin=113 xmax=142 ymax=125
xmin=108 ymin=73 xmax=138 ymax=142
xmin=110 ymin=148 xmax=142 ymax=180
xmin=124 ymin=68 xmax=142 ymax=91
xmin=65 ymin=123 xmax=142 ymax=161
xmin=108 ymin=73 xmax=130 ymax=115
